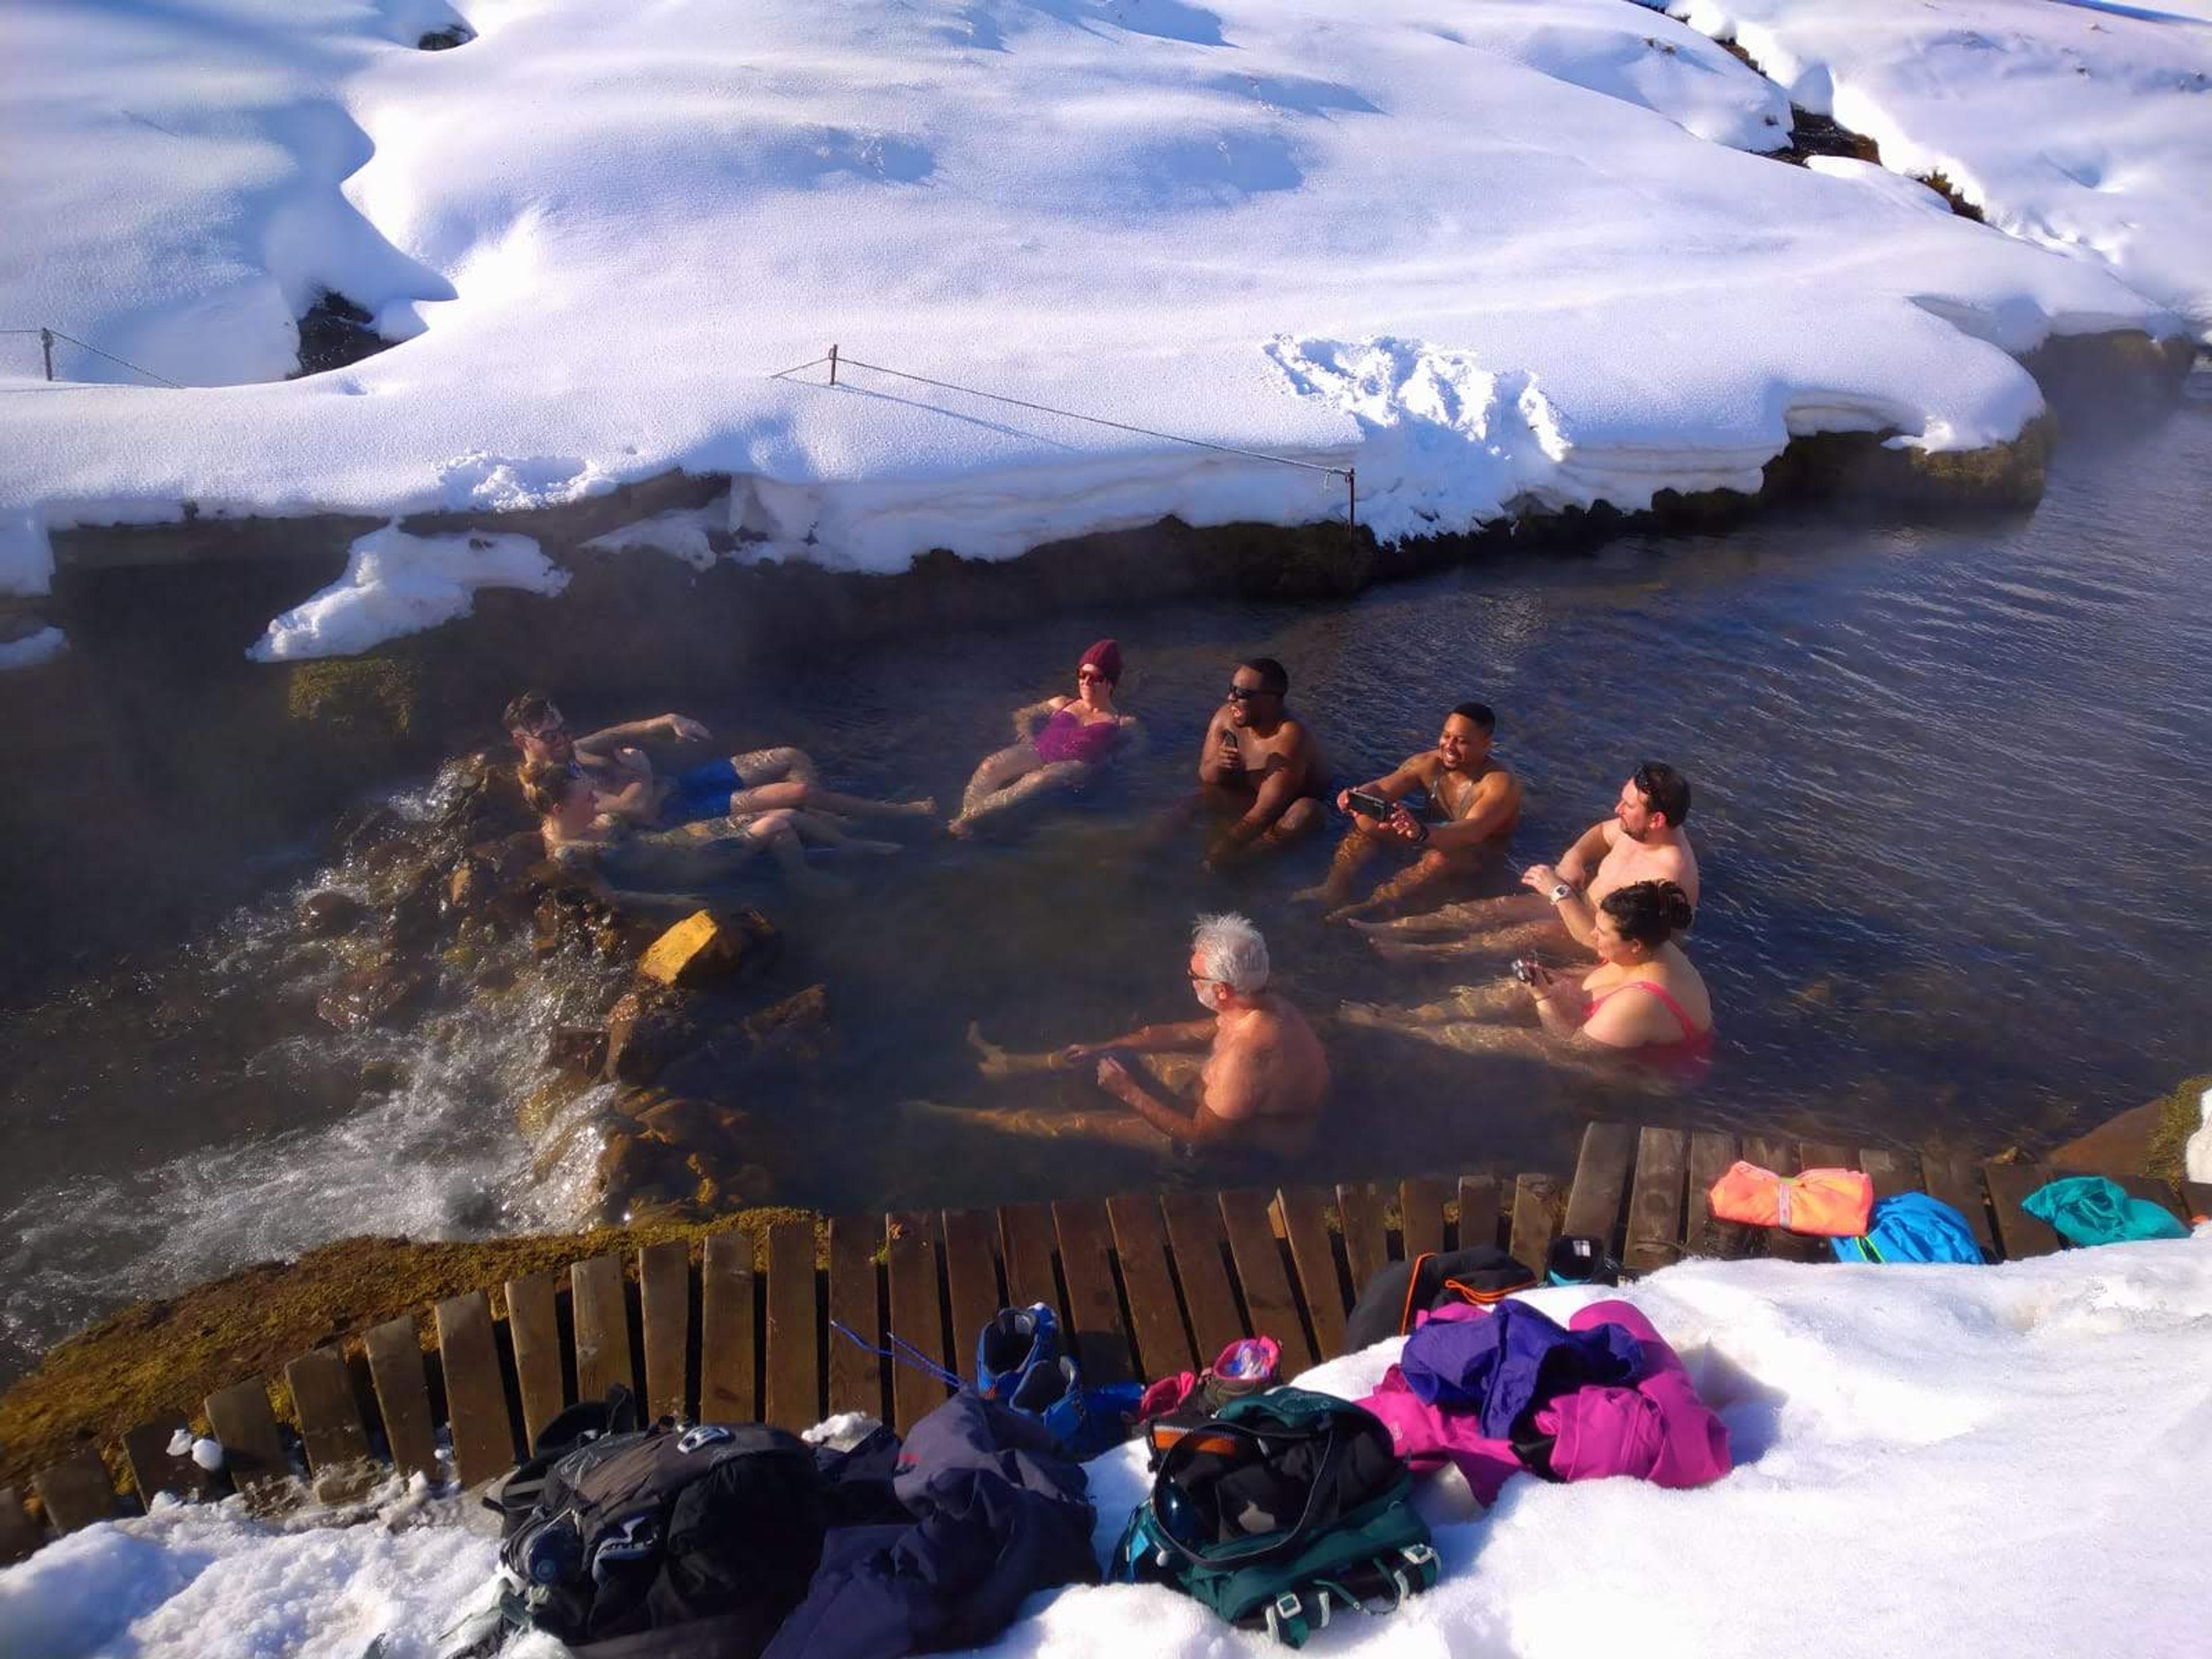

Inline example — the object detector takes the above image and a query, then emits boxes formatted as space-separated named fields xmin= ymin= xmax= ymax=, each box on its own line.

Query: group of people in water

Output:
xmin=504 ymin=638 xmax=1712 ymax=1159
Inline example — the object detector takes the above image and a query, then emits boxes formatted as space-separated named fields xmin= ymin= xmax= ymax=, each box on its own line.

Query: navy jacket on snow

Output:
xmin=763 ymin=1394 xmax=1100 ymax=1659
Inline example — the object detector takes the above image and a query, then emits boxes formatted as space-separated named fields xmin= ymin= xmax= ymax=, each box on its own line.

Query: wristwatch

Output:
xmin=1548 ymin=881 xmax=1574 ymax=903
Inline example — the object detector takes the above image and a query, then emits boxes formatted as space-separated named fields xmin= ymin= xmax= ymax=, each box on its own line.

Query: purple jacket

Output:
xmin=1358 ymin=1300 xmax=1730 ymax=1503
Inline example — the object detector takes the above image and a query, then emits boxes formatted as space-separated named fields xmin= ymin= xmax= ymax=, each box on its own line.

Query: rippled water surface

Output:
xmin=3 ymin=382 xmax=2207 ymax=1381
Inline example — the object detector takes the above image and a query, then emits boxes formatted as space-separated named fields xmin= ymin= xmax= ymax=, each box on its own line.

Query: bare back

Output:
xmin=1199 ymin=994 xmax=1329 ymax=1154
xmin=1588 ymin=823 xmax=1699 ymax=914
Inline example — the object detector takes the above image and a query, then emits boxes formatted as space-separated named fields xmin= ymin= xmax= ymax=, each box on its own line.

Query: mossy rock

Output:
xmin=2143 ymin=1073 xmax=2210 ymax=1187
xmin=285 ymin=656 xmax=425 ymax=745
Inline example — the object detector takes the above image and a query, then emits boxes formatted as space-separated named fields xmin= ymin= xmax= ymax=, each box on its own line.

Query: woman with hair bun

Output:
xmin=1522 ymin=880 xmax=1712 ymax=1058
xmin=949 ymin=639 xmax=1141 ymax=837
xmin=1341 ymin=878 xmax=1711 ymax=1065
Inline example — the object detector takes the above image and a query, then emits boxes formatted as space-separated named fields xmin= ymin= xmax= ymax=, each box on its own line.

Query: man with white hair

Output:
xmin=1046 ymin=912 xmax=1330 ymax=1155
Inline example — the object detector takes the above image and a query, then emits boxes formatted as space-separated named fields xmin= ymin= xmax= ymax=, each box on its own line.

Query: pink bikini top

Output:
xmin=1586 ymin=980 xmax=1714 ymax=1060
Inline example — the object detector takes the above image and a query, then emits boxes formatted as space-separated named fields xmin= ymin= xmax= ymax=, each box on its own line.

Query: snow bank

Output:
xmin=0 ymin=0 xmax=2195 ymax=635
xmin=6 ymin=1241 xmax=2207 ymax=1659
xmin=1646 ymin=0 xmax=2212 ymax=341
xmin=251 ymin=524 xmax=563 ymax=661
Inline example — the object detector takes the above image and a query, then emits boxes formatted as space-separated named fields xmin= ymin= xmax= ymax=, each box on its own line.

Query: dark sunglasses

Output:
xmin=1225 ymin=684 xmax=1278 ymax=703
xmin=1076 ymin=668 xmax=1111 ymax=682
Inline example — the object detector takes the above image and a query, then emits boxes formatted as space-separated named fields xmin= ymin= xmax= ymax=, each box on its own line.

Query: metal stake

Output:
xmin=1347 ymin=467 xmax=1357 ymax=534
xmin=40 ymin=328 xmax=54 ymax=382
xmin=828 ymin=343 xmax=838 ymax=387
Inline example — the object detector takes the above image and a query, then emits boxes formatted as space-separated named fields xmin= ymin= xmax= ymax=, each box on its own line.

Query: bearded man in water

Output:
xmin=1294 ymin=701 xmax=1522 ymax=923
xmin=1359 ymin=761 xmax=1698 ymax=959
xmin=961 ymin=913 xmax=1330 ymax=1157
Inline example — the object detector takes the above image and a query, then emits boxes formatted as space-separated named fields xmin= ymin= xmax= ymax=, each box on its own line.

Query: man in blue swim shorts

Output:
xmin=503 ymin=690 xmax=935 ymax=831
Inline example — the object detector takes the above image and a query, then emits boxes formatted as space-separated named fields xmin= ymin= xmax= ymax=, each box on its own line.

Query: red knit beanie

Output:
xmin=1078 ymin=638 xmax=1123 ymax=683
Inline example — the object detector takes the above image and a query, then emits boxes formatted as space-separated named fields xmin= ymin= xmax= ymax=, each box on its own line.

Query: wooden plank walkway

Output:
xmin=5 ymin=1123 xmax=2187 ymax=1558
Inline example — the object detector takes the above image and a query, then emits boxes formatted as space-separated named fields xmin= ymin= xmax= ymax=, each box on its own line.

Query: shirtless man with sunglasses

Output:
xmin=1190 ymin=657 xmax=1329 ymax=869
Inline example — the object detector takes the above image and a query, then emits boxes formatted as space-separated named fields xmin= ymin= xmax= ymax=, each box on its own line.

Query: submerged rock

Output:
xmin=297 ymin=889 xmax=366 ymax=937
xmin=315 ymin=958 xmax=427 ymax=1031
xmin=603 ymin=986 xmax=700 ymax=1086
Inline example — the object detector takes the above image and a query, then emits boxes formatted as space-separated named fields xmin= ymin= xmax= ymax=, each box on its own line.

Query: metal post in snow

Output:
xmin=40 ymin=328 xmax=54 ymax=382
xmin=828 ymin=343 xmax=838 ymax=387
xmin=1347 ymin=467 xmax=1357 ymax=535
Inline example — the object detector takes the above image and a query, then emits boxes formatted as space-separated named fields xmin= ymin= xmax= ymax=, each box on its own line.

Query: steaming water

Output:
xmin=2 ymin=376 xmax=2207 ymax=1382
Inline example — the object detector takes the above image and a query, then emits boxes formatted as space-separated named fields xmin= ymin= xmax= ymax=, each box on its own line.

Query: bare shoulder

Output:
xmin=1046 ymin=695 xmax=1073 ymax=711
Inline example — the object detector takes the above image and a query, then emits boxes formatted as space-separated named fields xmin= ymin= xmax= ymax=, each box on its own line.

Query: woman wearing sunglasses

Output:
xmin=949 ymin=639 xmax=1141 ymax=837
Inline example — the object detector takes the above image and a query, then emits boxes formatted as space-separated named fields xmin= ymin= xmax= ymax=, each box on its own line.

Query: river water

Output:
xmin=2 ymin=376 xmax=2207 ymax=1384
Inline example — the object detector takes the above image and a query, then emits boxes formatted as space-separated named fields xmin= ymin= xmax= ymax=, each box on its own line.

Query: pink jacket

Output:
xmin=1357 ymin=1300 xmax=1730 ymax=1503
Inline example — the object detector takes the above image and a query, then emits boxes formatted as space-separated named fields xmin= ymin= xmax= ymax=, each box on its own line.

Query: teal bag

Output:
xmin=1111 ymin=1388 xmax=1439 ymax=1648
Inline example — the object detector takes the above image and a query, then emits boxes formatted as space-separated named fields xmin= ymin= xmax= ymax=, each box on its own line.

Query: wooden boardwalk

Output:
xmin=3 ymin=1123 xmax=2203 ymax=1563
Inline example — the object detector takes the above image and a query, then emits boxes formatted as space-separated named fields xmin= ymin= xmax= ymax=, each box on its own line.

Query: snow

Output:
xmin=7 ymin=1241 xmax=2209 ymax=1659
xmin=249 ymin=524 xmax=564 ymax=661
xmin=1645 ymin=0 xmax=2212 ymax=342
xmin=0 ymin=0 xmax=2198 ymax=652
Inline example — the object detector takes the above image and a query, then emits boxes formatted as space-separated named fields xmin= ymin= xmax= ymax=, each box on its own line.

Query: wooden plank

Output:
xmin=887 ymin=1212 xmax=953 ymax=1431
xmin=699 ymin=1229 xmax=757 ymax=1423
xmin=1800 ymin=1141 xmax=1857 ymax=1173
xmin=1857 ymin=1146 xmax=1922 ymax=1204
xmin=1563 ymin=1121 xmax=1637 ymax=1250
xmin=205 ymin=1378 xmax=290 ymax=1494
xmin=1397 ymin=1177 xmax=1449 ymax=1262
xmin=639 ymin=1240 xmax=693 ymax=1422
xmin=763 ymin=1218 xmax=820 ymax=1431
xmin=503 ymin=1271 xmax=567 ymax=1447
xmin=124 ymin=1417 xmax=217 ymax=1508
xmin=1334 ymin=1183 xmax=1389 ymax=1296
xmin=1106 ymin=1194 xmax=1195 ymax=1379
xmin=940 ymin=1208 xmax=1005 ymax=1384
xmin=1745 ymin=1134 xmax=1821 ymax=1263
xmin=1921 ymin=1148 xmax=1998 ymax=1259
xmin=1219 ymin=1189 xmax=1316 ymax=1371
xmin=825 ymin=1215 xmax=885 ymax=1422
xmin=1455 ymin=1174 xmax=1501 ymax=1253
xmin=1624 ymin=1127 xmax=1689 ymax=1274
xmin=570 ymin=1255 xmax=636 ymax=1403
xmin=1508 ymin=1173 xmax=1564 ymax=1270
xmin=284 ymin=1347 xmax=370 ymax=1475
xmin=362 ymin=1316 xmax=439 ymax=1481
xmin=436 ymin=1290 xmax=519 ymax=1487
xmin=1274 ymin=1187 xmax=1348 ymax=1361
xmin=998 ymin=1202 xmax=1062 ymax=1316
xmin=1684 ymin=1130 xmax=1745 ymax=1259
xmin=1983 ymin=1162 xmax=2063 ymax=1259
xmin=0 ymin=1487 xmax=41 ymax=1566
xmin=34 ymin=1448 xmax=120 ymax=1533
xmin=1052 ymin=1199 xmax=1134 ymax=1384
xmin=1158 ymin=1190 xmax=1246 ymax=1361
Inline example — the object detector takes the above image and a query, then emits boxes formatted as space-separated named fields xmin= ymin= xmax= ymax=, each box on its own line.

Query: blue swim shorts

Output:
xmin=661 ymin=757 xmax=745 ymax=826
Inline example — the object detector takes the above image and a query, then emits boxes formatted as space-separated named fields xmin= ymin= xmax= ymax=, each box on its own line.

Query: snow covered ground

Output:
xmin=1 ymin=0 xmax=2201 ymax=653
xmin=1645 ymin=0 xmax=2212 ymax=343
xmin=4 ymin=1238 xmax=2208 ymax=1659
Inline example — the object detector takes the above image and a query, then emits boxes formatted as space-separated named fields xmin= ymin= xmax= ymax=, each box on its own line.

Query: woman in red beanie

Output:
xmin=949 ymin=638 xmax=1140 ymax=836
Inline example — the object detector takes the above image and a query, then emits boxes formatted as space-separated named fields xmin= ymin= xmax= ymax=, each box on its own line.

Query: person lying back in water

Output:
xmin=1342 ymin=879 xmax=1713 ymax=1070
xmin=948 ymin=638 xmax=1142 ymax=838
xmin=504 ymin=689 xmax=935 ymax=831
xmin=963 ymin=912 xmax=1329 ymax=1157
xmin=520 ymin=762 xmax=897 ymax=900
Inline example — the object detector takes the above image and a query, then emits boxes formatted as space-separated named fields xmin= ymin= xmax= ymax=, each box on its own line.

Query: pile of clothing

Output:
xmin=1358 ymin=1299 xmax=1731 ymax=1505
xmin=471 ymin=1387 xmax=1098 ymax=1659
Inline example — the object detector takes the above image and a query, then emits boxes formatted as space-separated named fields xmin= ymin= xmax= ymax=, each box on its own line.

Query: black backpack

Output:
xmin=1342 ymin=1246 xmax=1536 ymax=1351
xmin=488 ymin=1404 xmax=830 ymax=1658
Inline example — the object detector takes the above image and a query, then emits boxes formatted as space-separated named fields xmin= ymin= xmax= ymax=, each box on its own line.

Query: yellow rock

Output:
xmin=637 ymin=910 xmax=738 ymax=987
